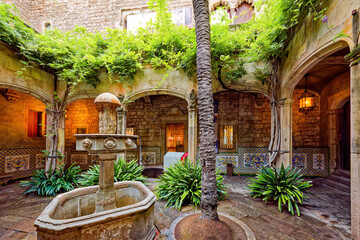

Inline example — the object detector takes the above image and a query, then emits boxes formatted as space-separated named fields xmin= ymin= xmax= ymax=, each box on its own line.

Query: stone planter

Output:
xmin=35 ymin=181 xmax=156 ymax=240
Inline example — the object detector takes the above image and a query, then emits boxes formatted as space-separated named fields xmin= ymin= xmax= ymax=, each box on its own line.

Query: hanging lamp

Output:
xmin=299 ymin=74 xmax=315 ymax=115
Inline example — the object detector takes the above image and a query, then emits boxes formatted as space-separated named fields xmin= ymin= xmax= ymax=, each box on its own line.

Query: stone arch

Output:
xmin=124 ymin=88 xmax=191 ymax=107
xmin=330 ymin=90 xmax=350 ymax=110
xmin=282 ymin=40 xmax=351 ymax=99
xmin=0 ymin=83 xmax=52 ymax=106
xmin=65 ymin=93 xmax=100 ymax=106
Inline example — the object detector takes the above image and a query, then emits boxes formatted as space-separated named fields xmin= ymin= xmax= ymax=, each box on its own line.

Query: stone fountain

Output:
xmin=34 ymin=93 xmax=156 ymax=240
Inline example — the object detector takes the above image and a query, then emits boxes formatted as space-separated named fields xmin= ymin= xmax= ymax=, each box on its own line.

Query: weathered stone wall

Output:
xmin=0 ymin=90 xmax=46 ymax=149
xmin=280 ymin=0 xmax=356 ymax=94
xmin=6 ymin=0 xmax=193 ymax=33
xmin=126 ymin=95 xmax=188 ymax=147
xmin=292 ymin=89 xmax=321 ymax=147
xmin=215 ymin=91 xmax=271 ymax=148
xmin=65 ymin=99 xmax=99 ymax=147
xmin=0 ymin=42 xmax=54 ymax=104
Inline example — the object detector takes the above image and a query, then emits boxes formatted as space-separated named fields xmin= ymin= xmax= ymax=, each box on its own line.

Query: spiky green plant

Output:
xmin=19 ymin=163 xmax=81 ymax=196
xmin=79 ymin=159 xmax=147 ymax=186
xmin=155 ymin=159 xmax=227 ymax=210
xmin=248 ymin=164 xmax=312 ymax=216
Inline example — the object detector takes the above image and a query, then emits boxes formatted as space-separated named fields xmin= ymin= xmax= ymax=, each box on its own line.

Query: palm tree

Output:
xmin=193 ymin=0 xmax=219 ymax=220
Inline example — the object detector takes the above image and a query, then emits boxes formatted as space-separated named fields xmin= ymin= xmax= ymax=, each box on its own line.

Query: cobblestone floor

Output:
xmin=0 ymin=176 xmax=351 ymax=240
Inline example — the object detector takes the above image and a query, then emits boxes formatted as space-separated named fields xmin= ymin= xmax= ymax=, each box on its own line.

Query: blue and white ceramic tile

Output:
xmin=313 ymin=154 xmax=325 ymax=170
xmin=292 ymin=153 xmax=307 ymax=169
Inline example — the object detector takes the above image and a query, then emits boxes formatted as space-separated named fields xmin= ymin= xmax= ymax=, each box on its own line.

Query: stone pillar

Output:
xmin=116 ymin=106 xmax=127 ymax=161
xmin=327 ymin=109 xmax=343 ymax=173
xmin=116 ymin=106 xmax=127 ymax=135
xmin=96 ymin=153 xmax=116 ymax=212
xmin=188 ymin=90 xmax=198 ymax=164
xmin=350 ymin=56 xmax=360 ymax=240
xmin=277 ymin=99 xmax=294 ymax=168
xmin=346 ymin=9 xmax=360 ymax=239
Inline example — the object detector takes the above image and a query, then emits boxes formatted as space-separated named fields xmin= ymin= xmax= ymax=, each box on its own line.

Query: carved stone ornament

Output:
xmin=82 ymin=138 xmax=92 ymax=149
xmin=104 ymin=137 xmax=117 ymax=149
xmin=125 ymin=138 xmax=134 ymax=148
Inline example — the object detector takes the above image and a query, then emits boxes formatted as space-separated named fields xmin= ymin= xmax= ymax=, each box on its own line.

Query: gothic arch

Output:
xmin=282 ymin=40 xmax=352 ymax=99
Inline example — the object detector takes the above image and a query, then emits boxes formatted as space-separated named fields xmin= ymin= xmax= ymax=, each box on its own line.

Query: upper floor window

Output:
xmin=233 ymin=2 xmax=253 ymax=24
xmin=211 ymin=2 xmax=253 ymax=25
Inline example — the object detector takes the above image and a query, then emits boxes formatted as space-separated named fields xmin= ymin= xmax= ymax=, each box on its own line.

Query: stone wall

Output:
xmin=214 ymin=91 xmax=271 ymax=149
xmin=127 ymin=95 xmax=188 ymax=147
xmin=65 ymin=99 xmax=99 ymax=148
xmin=6 ymin=0 xmax=193 ymax=33
xmin=0 ymin=90 xmax=46 ymax=149
xmin=292 ymin=89 xmax=321 ymax=147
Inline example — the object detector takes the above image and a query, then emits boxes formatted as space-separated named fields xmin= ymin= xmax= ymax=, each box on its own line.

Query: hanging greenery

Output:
xmin=0 ymin=0 xmax=328 ymax=86
xmin=0 ymin=0 xmax=329 ymax=170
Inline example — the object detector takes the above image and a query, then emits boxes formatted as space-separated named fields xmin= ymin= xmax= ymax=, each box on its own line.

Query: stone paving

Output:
xmin=0 ymin=176 xmax=351 ymax=240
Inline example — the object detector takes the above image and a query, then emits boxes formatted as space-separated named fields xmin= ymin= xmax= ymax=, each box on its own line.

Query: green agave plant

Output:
xmin=248 ymin=164 xmax=312 ymax=216
xmin=155 ymin=158 xmax=228 ymax=210
xmin=19 ymin=163 xmax=81 ymax=197
xmin=79 ymin=158 xmax=147 ymax=186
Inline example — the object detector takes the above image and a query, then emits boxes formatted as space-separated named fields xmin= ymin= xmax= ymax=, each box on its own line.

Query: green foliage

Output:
xmin=0 ymin=3 xmax=35 ymax=48
xmin=79 ymin=159 xmax=147 ymax=186
xmin=155 ymin=159 xmax=227 ymax=210
xmin=254 ymin=66 xmax=271 ymax=85
xmin=0 ymin=0 xmax=329 ymax=87
xmin=248 ymin=164 xmax=312 ymax=216
xmin=19 ymin=163 xmax=81 ymax=196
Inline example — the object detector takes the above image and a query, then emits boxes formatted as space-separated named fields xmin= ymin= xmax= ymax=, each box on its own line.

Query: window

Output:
xmin=220 ymin=125 xmax=234 ymax=149
xmin=28 ymin=110 xmax=43 ymax=137
xmin=44 ymin=22 xmax=51 ymax=30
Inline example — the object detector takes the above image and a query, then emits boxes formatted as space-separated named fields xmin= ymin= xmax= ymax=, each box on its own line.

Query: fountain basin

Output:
xmin=35 ymin=181 xmax=156 ymax=240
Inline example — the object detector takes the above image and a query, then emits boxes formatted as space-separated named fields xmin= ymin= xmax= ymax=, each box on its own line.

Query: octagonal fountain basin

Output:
xmin=35 ymin=181 xmax=156 ymax=240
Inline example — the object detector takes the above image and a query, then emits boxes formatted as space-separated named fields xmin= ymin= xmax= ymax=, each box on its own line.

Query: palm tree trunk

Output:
xmin=193 ymin=0 xmax=219 ymax=220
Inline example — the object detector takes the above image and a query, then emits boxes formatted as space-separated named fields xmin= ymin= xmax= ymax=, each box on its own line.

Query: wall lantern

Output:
xmin=299 ymin=74 xmax=315 ymax=115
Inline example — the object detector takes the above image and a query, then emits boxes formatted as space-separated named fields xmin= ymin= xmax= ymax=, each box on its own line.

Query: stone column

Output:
xmin=188 ymin=90 xmax=198 ymax=164
xmin=277 ymin=99 xmax=294 ymax=168
xmin=349 ymin=54 xmax=360 ymax=240
xmin=116 ymin=106 xmax=127 ymax=161
xmin=96 ymin=153 xmax=116 ymax=212
xmin=116 ymin=106 xmax=127 ymax=135
xmin=327 ymin=109 xmax=343 ymax=173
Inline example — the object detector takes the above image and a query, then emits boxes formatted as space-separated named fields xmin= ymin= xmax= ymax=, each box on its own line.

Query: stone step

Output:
xmin=327 ymin=174 xmax=350 ymax=186
xmin=333 ymin=169 xmax=350 ymax=178
xmin=314 ymin=178 xmax=350 ymax=193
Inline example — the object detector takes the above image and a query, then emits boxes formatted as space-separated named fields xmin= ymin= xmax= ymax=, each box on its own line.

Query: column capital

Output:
xmin=188 ymin=89 xmax=197 ymax=111
xmin=116 ymin=105 xmax=127 ymax=114
xmin=345 ymin=46 xmax=360 ymax=67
